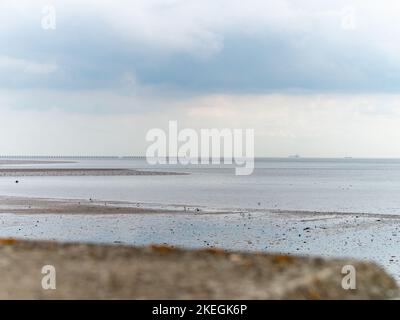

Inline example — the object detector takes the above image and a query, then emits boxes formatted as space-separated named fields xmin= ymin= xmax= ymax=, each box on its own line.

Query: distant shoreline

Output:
xmin=0 ymin=168 xmax=187 ymax=177
xmin=4 ymin=156 xmax=400 ymax=161
xmin=0 ymin=160 xmax=75 ymax=165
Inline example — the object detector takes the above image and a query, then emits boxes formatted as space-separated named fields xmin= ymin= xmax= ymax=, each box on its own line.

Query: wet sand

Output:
xmin=1 ymin=196 xmax=400 ymax=283
xmin=0 ymin=168 xmax=187 ymax=177
xmin=0 ymin=160 xmax=74 ymax=165
xmin=0 ymin=196 xmax=202 ymax=214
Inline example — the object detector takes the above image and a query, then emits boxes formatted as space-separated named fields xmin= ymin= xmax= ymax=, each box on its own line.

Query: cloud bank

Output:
xmin=1 ymin=1 xmax=400 ymax=156
xmin=2 ymin=0 xmax=400 ymax=93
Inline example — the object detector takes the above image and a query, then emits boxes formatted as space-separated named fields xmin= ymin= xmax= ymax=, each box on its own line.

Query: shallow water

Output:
xmin=2 ymin=158 xmax=400 ymax=214
xmin=0 ymin=211 xmax=399 ymax=280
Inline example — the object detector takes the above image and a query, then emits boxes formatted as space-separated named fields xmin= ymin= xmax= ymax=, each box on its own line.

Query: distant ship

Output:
xmin=288 ymin=154 xmax=300 ymax=158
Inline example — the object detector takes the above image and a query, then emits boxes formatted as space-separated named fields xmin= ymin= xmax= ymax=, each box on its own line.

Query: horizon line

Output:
xmin=2 ymin=155 xmax=400 ymax=160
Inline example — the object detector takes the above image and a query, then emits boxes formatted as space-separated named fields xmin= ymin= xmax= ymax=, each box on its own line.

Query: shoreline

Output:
xmin=0 ymin=168 xmax=188 ymax=177
xmin=1 ymin=195 xmax=400 ymax=218
xmin=0 ymin=195 xmax=400 ymax=283
xmin=0 ymin=196 xmax=218 ymax=214
xmin=0 ymin=160 xmax=75 ymax=165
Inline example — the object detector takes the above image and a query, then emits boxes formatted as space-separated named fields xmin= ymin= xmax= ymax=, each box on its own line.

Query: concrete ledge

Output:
xmin=0 ymin=239 xmax=397 ymax=299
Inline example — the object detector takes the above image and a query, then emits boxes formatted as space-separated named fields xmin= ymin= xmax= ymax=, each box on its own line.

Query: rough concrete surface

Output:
xmin=0 ymin=239 xmax=396 ymax=299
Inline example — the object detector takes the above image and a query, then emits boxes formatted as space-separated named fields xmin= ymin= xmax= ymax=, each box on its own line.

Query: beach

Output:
xmin=0 ymin=157 xmax=400 ymax=297
xmin=0 ymin=195 xmax=399 ymax=283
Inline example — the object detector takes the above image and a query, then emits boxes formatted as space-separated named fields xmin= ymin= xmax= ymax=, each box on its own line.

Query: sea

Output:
xmin=1 ymin=157 xmax=400 ymax=214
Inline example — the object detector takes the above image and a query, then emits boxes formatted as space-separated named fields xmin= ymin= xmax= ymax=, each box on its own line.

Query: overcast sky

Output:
xmin=1 ymin=0 xmax=400 ymax=157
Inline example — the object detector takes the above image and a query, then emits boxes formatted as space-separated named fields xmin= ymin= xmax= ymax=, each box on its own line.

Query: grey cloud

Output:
xmin=1 ymin=0 xmax=400 ymax=95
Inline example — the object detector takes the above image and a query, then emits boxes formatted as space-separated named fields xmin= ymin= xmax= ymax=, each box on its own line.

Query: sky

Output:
xmin=1 ymin=0 xmax=400 ymax=157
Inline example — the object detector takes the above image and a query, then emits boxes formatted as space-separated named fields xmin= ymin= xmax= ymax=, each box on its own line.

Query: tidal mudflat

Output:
xmin=0 ymin=195 xmax=399 ymax=281
xmin=1 ymin=157 xmax=400 ymax=283
xmin=0 ymin=168 xmax=186 ymax=177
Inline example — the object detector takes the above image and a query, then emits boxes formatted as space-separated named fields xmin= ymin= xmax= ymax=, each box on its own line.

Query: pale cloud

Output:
xmin=0 ymin=56 xmax=57 ymax=74
xmin=1 ymin=92 xmax=400 ymax=157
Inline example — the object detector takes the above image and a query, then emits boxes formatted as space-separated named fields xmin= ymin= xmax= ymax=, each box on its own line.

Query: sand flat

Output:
xmin=1 ymin=195 xmax=400 ymax=283
xmin=0 ymin=160 xmax=74 ymax=165
xmin=0 ymin=196 xmax=178 ymax=214
xmin=0 ymin=168 xmax=187 ymax=177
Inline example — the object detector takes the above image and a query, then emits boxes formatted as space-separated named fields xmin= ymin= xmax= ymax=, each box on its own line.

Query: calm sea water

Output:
xmin=1 ymin=157 xmax=400 ymax=214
